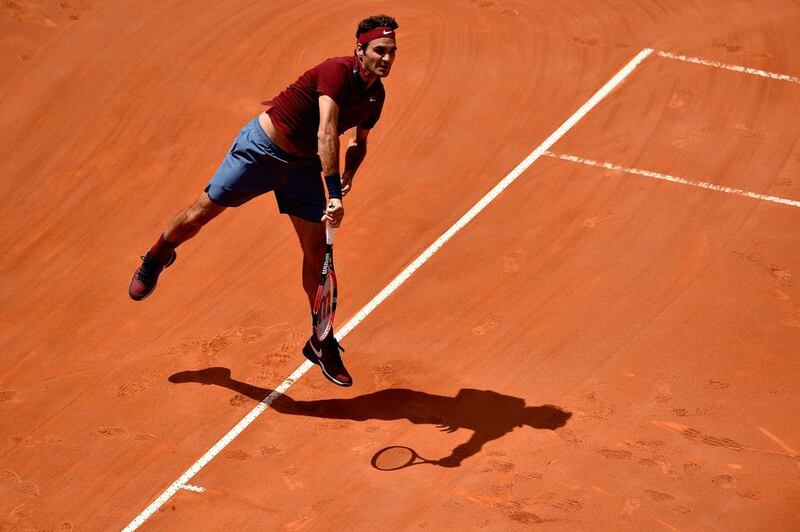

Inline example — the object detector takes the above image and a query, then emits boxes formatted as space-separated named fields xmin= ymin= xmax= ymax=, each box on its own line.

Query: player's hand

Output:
xmin=341 ymin=174 xmax=353 ymax=197
xmin=321 ymin=198 xmax=344 ymax=227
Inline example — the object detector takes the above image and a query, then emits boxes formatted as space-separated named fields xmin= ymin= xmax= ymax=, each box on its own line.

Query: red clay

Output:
xmin=1 ymin=0 xmax=800 ymax=530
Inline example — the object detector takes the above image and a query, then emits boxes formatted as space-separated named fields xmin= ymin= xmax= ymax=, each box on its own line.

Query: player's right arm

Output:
xmin=318 ymin=95 xmax=340 ymax=177
xmin=318 ymin=95 xmax=343 ymax=226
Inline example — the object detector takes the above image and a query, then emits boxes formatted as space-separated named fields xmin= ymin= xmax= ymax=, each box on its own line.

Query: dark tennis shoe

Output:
xmin=302 ymin=334 xmax=352 ymax=387
xmin=128 ymin=250 xmax=176 ymax=301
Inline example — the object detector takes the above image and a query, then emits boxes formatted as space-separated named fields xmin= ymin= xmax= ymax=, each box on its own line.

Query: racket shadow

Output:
xmin=169 ymin=367 xmax=572 ymax=468
xmin=371 ymin=445 xmax=437 ymax=471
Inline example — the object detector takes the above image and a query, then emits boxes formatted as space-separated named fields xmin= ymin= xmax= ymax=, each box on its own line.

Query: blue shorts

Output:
xmin=205 ymin=117 xmax=325 ymax=222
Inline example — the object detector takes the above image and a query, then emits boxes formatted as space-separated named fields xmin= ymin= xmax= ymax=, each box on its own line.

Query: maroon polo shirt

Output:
xmin=264 ymin=55 xmax=385 ymax=157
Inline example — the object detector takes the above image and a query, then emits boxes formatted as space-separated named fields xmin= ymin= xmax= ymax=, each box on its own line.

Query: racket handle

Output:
xmin=326 ymin=223 xmax=336 ymax=245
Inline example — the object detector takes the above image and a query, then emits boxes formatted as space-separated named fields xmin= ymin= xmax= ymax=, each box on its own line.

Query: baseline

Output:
xmin=121 ymin=47 xmax=655 ymax=531
xmin=657 ymin=50 xmax=800 ymax=85
xmin=545 ymin=151 xmax=800 ymax=208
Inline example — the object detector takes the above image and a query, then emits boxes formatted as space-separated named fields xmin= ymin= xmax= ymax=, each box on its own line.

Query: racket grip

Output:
xmin=326 ymin=223 xmax=336 ymax=245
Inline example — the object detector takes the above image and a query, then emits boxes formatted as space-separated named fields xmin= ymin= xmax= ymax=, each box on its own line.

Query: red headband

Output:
xmin=357 ymin=26 xmax=396 ymax=45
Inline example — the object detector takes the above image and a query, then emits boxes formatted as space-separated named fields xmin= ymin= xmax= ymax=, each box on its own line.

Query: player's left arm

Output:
xmin=341 ymin=126 xmax=370 ymax=196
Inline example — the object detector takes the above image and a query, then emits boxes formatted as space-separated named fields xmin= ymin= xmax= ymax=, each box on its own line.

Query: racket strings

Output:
xmin=372 ymin=446 xmax=417 ymax=470
xmin=314 ymin=272 xmax=337 ymax=341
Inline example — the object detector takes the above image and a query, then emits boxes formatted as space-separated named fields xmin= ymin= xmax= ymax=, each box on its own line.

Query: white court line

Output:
xmin=178 ymin=484 xmax=205 ymax=494
xmin=657 ymin=50 xmax=800 ymax=84
xmin=544 ymin=151 xmax=800 ymax=208
xmin=122 ymin=47 xmax=655 ymax=531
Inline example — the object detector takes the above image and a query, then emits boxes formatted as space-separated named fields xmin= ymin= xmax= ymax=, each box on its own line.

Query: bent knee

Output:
xmin=185 ymin=203 xmax=220 ymax=228
xmin=301 ymin=238 xmax=326 ymax=263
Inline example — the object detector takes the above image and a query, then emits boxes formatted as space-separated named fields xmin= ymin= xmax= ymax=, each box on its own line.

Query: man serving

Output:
xmin=129 ymin=14 xmax=399 ymax=387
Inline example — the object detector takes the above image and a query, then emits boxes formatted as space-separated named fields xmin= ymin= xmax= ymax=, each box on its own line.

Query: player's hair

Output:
xmin=355 ymin=14 xmax=399 ymax=39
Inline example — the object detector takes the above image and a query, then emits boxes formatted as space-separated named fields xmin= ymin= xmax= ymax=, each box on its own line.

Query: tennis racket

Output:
xmin=311 ymin=224 xmax=338 ymax=342
xmin=370 ymin=446 xmax=438 ymax=471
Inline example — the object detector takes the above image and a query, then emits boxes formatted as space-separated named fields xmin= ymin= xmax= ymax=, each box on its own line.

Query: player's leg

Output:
xmin=129 ymin=116 xmax=280 ymax=301
xmin=288 ymin=214 xmax=352 ymax=387
xmin=128 ymin=193 xmax=225 ymax=301
xmin=163 ymin=192 xmax=226 ymax=244
xmin=288 ymin=215 xmax=326 ymax=310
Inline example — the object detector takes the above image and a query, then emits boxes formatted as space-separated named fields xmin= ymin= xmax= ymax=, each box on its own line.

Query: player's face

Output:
xmin=360 ymin=38 xmax=397 ymax=78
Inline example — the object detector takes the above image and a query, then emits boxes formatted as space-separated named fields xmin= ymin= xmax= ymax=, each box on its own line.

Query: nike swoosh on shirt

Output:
xmin=369 ymin=97 xmax=377 ymax=102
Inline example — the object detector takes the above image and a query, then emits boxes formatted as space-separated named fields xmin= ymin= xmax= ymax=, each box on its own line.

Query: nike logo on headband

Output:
xmin=357 ymin=26 xmax=397 ymax=44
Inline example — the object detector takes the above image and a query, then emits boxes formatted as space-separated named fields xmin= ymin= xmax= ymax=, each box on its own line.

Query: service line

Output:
xmin=122 ymin=47 xmax=655 ymax=531
xmin=657 ymin=50 xmax=800 ymax=85
xmin=545 ymin=151 xmax=800 ymax=208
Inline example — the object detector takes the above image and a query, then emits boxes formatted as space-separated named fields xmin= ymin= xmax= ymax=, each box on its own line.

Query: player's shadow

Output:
xmin=169 ymin=367 xmax=572 ymax=468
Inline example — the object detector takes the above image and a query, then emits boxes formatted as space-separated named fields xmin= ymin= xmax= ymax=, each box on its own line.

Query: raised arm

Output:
xmin=341 ymin=126 xmax=370 ymax=196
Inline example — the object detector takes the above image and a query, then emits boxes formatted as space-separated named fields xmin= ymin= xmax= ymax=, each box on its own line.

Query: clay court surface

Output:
xmin=2 ymin=0 xmax=800 ymax=529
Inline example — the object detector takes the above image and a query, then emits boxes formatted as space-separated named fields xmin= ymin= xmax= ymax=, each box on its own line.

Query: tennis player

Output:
xmin=128 ymin=14 xmax=399 ymax=387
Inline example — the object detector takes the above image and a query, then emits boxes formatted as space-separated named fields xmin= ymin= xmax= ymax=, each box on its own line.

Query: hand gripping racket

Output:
xmin=312 ymin=224 xmax=338 ymax=342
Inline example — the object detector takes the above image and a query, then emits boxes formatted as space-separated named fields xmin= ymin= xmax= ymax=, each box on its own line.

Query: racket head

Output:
xmin=312 ymin=266 xmax=337 ymax=342
xmin=371 ymin=445 xmax=419 ymax=471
